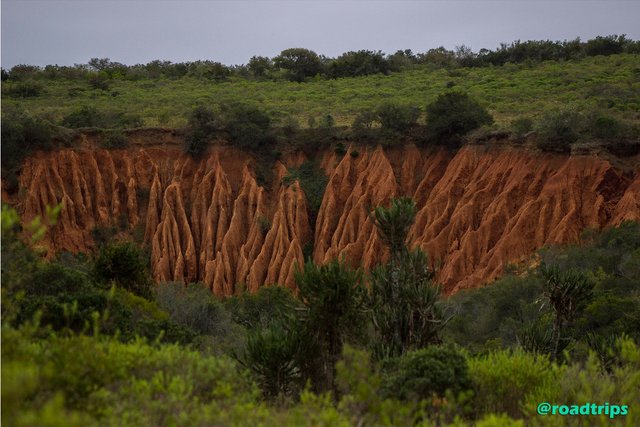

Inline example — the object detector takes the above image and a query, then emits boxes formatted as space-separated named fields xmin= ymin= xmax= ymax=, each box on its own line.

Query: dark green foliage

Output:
xmin=334 ymin=142 xmax=347 ymax=156
xmin=274 ymin=48 xmax=323 ymax=82
xmin=222 ymin=103 xmax=273 ymax=150
xmin=445 ymin=275 xmax=544 ymax=351
xmin=3 ymin=80 xmax=44 ymax=98
xmin=534 ymin=108 xmax=582 ymax=152
xmin=369 ymin=198 xmax=449 ymax=358
xmin=511 ymin=116 xmax=533 ymax=137
xmin=62 ymin=106 xmax=106 ymax=128
xmin=155 ymin=282 xmax=233 ymax=336
xmin=539 ymin=265 xmax=594 ymax=360
xmin=382 ymin=344 xmax=470 ymax=400
xmin=589 ymin=113 xmax=623 ymax=141
xmin=257 ymin=215 xmax=271 ymax=236
xmin=282 ymin=160 xmax=328 ymax=227
xmin=425 ymin=92 xmax=493 ymax=145
xmin=350 ymin=150 xmax=360 ymax=158
xmin=87 ymin=73 xmax=110 ymax=90
xmin=61 ymin=106 xmax=142 ymax=129
xmin=584 ymin=35 xmax=628 ymax=56
xmin=238 ymin=321 xmax=301 ymax=399
xmin=93 ymin=241 xmax=153 ymax=299
xmin=1 ymin=111 xmax=54 ymax=192
xmin=370 ymin=197 xmax=416 ymax=257
xmin=100 ymin=130 xmax=128 ymax=149
xmin=295 ymin=259 xmax=367 ymax=392
xmin=351 ymin=109 xmax=377 ymax=140
xmin=248 ymin=55 xmax=273 ymax=78
xmin=225 ymin=286 xmax=300 ymax=330
xmin=184 ymin=105 xmax=219 ymax=157
xmin=376 ymin=103 xmax=419 ymax=133
xmin=327 ymin=50 xmax=390 ymax=78
xmin=369 ymin=249 xmax=447 ymax=358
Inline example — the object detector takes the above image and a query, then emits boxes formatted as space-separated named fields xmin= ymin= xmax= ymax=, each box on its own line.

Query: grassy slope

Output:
xmin=3 ymin=54 xmax=639 ymax=129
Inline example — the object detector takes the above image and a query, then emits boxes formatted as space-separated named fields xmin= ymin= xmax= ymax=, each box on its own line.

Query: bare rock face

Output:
xmin=16 ymin=141 xmax=640 ymax=295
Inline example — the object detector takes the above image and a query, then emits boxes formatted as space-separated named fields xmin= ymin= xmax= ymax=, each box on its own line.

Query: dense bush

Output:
xmin=93 ymin=241 xmax=153 ymax=299
xmin=184 ymin=105 xmax=219 ymax=157
xmin=154 ymin=282 xmax=240 ymax=341
xmin=1 ymin=111 xmax=54 ymax=191
xmin=327 ymin=50 xmax=390 ymax=78
xmin=282 ymin=160 xmax=328 ymax=225
xmin=382 ymin=344 xmax=470 ymax=400
xmin=376 ymin=103 xmax=420 ymax=133
xmin=2 ymin=80 xmax=44 ymax=98
xmin=61 ymin=106 xmax=142 ymax=129
xmin=222 ymin=103 xmax=273 ymax=150
xmin=238 ymin=321 xmax=302 ymax=399
xmin=274 ymin=48 xmax=323 ymax=82
xmin=468 ymin=349 xmax=559 ymax=418
xmin=100 ymin=130 xmax=128 ymax=149
xmin=425 ymin=92 xmax=493 ymax=145
xmin=534 ymin=108 xmax=582 ymax=152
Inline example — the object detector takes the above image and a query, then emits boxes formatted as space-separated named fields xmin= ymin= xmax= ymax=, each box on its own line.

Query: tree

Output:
xmin=425 ymin=92 xmax=493 ymax=146
xmin=222 ymin=103 xmax=273 ymax=150
xmin=247 ymin=56 xmax=272 ymax=78
xmin=184 ymin=105 xmax=220 ymax=157
xmin=368 ymin=198 xmax=450 ymax=359
xmin=273 ymin=48 xmax=322 ymax=82
xmin=294 ymin=259 xmax=367 ymax=393
xmin=376 ymin=103 xmax=420 ymax=134
xmin=93 ymin=241 xmax=153 ymax=299
xmin=238 ymin=321 xmax=302 ymax=400
xmin=326 ymin=50 xmax=389 ymax=78
xmin=538 ymin=264 xmax=594 ymax=360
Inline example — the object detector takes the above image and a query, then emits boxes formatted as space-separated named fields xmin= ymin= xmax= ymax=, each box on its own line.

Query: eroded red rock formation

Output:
xmin=15 ymin=141 xmax=640 ymax=295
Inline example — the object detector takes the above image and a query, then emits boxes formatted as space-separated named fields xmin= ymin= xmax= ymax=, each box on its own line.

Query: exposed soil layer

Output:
xmin=14 ymin=139 xmax=640 ymax=295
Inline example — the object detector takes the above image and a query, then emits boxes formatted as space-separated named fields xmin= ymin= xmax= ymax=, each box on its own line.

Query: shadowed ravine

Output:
xmin=16 ymin=135 xmax=640 ymax=295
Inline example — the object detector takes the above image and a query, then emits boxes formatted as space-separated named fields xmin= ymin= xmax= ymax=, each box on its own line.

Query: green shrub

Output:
xmin=282 ymin=160 xmax=328 ymax=227
xmin=62 ymin=106 xmax=106 ymax=128
xmin=184 ymin=105 xmax=219 ymax=157
xmin=334 ymin=142 xmax=347 ymax=156
xmin=351 ymin=110 xmax=377 ymax=141
xmin=93 ymin=241 xmax=152 ymax=299
xmin=534 ymin=108 xmax=582 ymax=152
xmin=155 ymin=282 xmax=234 ymax=335
xmin=3 ymin=80 xmax=44 ymax=98
xmin=382 ymin=344 xmax=470 ymax=400
xmin=589 ymin=114 xmax=623 ymax=141
xmin=1 ymin=111 xmax=54 ymax=192
xmin=224 ymin=286 xmax=300 ymax=330
xmin=376 ymin=103 xmax=419 ymax=133
xmin=101 ymin=130 xmax=128 ymax=149
xmin=222 ymin=103 xmax=273 ymax=150
xmin=468 ymin=349 xmax=559 ymax=418
xmin=350 ymin=150 xmax=360 ymax=158
xmin=62 ymin=107 xmax=142 ymax=129
xmin=425 ymin=92 xmax=493 ymax=145
xmin=511 ymin=117 xmax=534 ymax=137
xmin=238 ymin=321 xmax=302 ymax=399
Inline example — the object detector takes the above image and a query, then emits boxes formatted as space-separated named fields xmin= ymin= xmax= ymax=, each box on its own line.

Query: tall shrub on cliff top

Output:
xmin=222 ymin=103 xmax=273 ymax=150
xmin=425 ymin=92 xmax=493 ymax=146
xmin=184 ymin=105 xmax=219 ymax=157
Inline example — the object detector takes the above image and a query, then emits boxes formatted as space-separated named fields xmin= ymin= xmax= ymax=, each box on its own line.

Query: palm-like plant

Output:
xmin=238 ymin=320 xmax=301 ymax=399
xmin=368 ymin=198 xmax=450 ymax=359
xmin=538 ymin=264 xmax=594 ymax=360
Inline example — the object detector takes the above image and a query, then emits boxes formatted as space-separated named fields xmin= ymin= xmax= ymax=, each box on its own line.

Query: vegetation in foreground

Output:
xmin=2 ymin=200 xmax=639 ymax=426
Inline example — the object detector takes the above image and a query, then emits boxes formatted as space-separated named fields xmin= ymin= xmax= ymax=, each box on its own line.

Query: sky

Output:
xmin=2 ymin=0 xmax=639 ymax=68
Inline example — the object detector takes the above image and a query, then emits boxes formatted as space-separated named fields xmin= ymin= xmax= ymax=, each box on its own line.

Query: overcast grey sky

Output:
xmin=2 ymin=0 xmax=639 ymax=68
